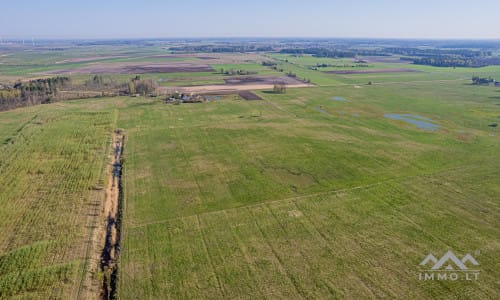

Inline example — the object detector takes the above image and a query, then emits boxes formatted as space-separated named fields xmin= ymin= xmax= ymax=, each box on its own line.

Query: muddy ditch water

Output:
xmin=100 ymin=130 xmax=125 ymax=300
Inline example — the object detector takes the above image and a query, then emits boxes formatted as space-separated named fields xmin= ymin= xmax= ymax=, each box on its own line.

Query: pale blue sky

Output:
xmin=0 ymin=0 xmax=499 ymax=39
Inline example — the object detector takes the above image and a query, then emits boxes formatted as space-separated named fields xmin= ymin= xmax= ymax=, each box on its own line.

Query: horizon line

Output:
xmin=1 ymin=36 xmax=500 ymax=42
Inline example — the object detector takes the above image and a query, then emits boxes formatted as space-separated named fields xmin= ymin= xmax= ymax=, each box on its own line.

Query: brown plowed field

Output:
xmin=224 ymin=76 xmax=305 ymax=85
xmin=238 ymin=91 xmax=262 ymax=100
xmin=40 ymin=62 xmax=214 ymax=74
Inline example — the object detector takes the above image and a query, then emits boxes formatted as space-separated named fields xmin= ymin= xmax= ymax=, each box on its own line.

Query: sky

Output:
xmin=0 ymin=0 xmax=499 ymax=39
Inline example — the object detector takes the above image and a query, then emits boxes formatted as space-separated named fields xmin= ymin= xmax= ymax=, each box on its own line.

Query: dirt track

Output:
xmin=165 ymin=82 xmax=312 ymax=94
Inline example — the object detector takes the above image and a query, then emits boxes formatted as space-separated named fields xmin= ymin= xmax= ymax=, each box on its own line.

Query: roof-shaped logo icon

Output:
xmin=420 ymin=251 xmax=479 ymax=270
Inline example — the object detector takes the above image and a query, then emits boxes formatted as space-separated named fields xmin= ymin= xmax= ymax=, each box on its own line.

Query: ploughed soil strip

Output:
xmin=163 ymin=76 xmax=313 ymax=95
xmin=239 ymin=91 xmax=262 ymax=100
xmin=166 ymin=82 xmax=312 ymax=95
xmin=224 ymin=76 xmax=305 ymax=85
xmin=40 ymin=62 xmax=214 ymax=75
xmin=324 ymin=68 xmax=420 ymax=75
xmin=100 ymin=130 xmax=125 ymax=300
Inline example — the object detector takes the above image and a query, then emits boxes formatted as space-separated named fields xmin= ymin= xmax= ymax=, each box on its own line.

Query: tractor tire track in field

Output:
xmin=100 ymin=130 xmax=125 ymax=300
xmin=195 ymin=215 xmax=226 ymax=297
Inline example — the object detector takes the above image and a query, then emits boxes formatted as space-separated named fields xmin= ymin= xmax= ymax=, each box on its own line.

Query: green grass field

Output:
xmin=116 ymin=81 xmax=499 ymax=298
xmin=0 ymin=49 xmax=499 ymax=299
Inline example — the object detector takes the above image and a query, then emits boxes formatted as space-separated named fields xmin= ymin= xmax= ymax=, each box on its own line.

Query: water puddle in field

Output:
xmin=331 ymin=96 xmax=347 ymax=102
xmin=384 ymin=114 xmax=439 ymax=131
xmin=315 ymin=106 xmax=329 ymax=115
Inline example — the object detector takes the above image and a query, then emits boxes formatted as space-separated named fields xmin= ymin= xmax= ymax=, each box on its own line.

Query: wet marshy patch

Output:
xmin=384 ymin=114 xmax=439 ymax=131
xmin=315 ymin=106 xmax=329 ymax=115
xmin=331 ymin=96 xmax=347 ymax=102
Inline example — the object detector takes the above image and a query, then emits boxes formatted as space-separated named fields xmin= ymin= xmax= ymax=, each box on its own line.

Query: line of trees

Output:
xmin=219 ymin=68 xmax=258 ymax=76
xmin=402 ymin=56 xmax=500 ymax=68
xmin=403 ymin=56 xmax=476 ymax=68
xmin=0 ymin=77 xmax=70 ymax=110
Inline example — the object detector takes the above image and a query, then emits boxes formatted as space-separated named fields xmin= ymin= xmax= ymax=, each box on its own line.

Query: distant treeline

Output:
xmin=388 ymin=47 xmax=497 ymax=67
xmin=279 ymin=48 xmax=393 ymax=58
xmin=279 ymin=46 xmax=500 ymax=68
xmin=280 ymin=48 xmax=355 ymax=58
xmin=386 ymin=47 xmax=490 ymax=58
xmin=401 ymin=56 xmax=475 ymax=67
xmin=279 ymin=47 xmax=492 ymax=59
xmin=401 ymin=56 xmax=500 ymax=68
xmin=169 ymin=45 xmax=273 ymax=53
